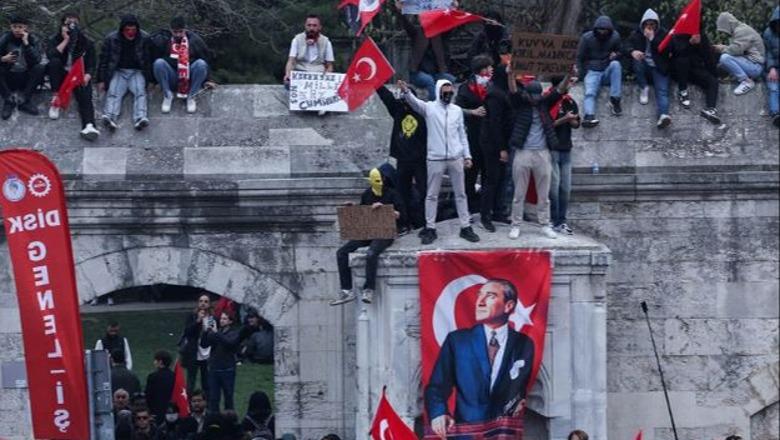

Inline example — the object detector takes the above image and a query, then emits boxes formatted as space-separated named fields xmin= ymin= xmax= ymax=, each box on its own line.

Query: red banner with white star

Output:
xmin=418 ymin=250 xmax=551 ymax=439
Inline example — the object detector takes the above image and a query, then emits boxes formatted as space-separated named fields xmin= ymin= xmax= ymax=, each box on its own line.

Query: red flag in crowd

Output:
xmin=171 ymin=361 xmax=190 ymax=417
xmin=338 ymin=37 xmax=394 ymax=111
xmin=337 ymin=0 xmax=359 ymax=9
xmin=419 ymin=8 xmax=485 ymax=38
xmin=356 ymin=0 xmax=385 ymax=36
xmin=634 ymin=429 xmax=643 ymax=440
xmin=369 ymin=388 xmax=417 ymax=440
xmin=658 ymin=0 xmax=701 ymax=52
xmin=52 ymin=56 xmax=85 ymax=109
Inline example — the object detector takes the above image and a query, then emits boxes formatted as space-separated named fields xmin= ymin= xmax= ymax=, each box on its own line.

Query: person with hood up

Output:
xmin=0 ymin=15 xmax=45 ymax=119
xmin=713 ymin=12 xmax=765 ymax=95
xmin=376 ymin=83 xmax=427 ymax=232
xmin=505 ymin=63 xmax=575 ymax=240
xmin=46 ymin=11 xmax=100 ymax=140
xmin=97 ymin=14 xmax=151 ymax=131
xmin=628 ymin=9 xmax=672 ymax=128
xmin=200 ymin=311 xmax=240 ymax=412
xmin=764 ymin=6 xmax=780 ymax=127
xmin=576 ymin=15 xmax=623 ymax=128
xmin=241 ymin=391 xmax=275 ymax=439
xmin=668 ymin=31 xmax=723 ymax=125
xmin=397 ymin=78 xmax=481 ymax=245
xmin=331 ymin=167 xmax=405 ymax=306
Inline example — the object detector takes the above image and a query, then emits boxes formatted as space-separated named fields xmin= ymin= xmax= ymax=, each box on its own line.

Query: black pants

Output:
xmin=337 ymin=239 xmax=394 ymax=290
xmin=397 ymin=160 xmax=427 ymax=229
xmin=0 ymin=63 xmax=45 ymax=101
xmin=673 ymin=57 xmax=719 ymax=109
xmin=48 ymin=58 xmax=95 ymax=128
xmin=479 ymin=146 xmax=503 ymax=221
xmin=464 ymin=142 xmax=485 ymax=213
xmin=186 ymin=360 xmax=209 ymax=396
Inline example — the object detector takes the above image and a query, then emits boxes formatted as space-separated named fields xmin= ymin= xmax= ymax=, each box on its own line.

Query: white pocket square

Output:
xmin=509 ymin=360 xmax=526 ymax=380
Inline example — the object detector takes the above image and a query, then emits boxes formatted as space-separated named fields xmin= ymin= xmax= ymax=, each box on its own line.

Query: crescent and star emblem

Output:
xmin=353 ymin=57 xmax=378 ymax=83
xmin=379 ymin=420 xmax=393 ymax=440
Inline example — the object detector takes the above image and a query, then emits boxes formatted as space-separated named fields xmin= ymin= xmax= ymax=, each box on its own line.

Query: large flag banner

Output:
xmin=338 ymin=37 xmax=395 ymax=111
xmin=0 ymin=149 xmax=90 ymax=439
xmin=369 ymin=388 xmax=417 ymax=440
xmin=419 ymin=250 xmax=551 ymax=439
xmin=419 ymin=8 xmax=484 ymax=38
xmin=658 ymin=0 xmax=701 ymax=52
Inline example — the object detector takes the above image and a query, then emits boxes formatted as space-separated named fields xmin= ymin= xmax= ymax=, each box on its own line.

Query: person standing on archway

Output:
xmin=179 ymin=293 xmax=213 ymax=396
xmin=201 ymin=311 xmax=240 ymax=413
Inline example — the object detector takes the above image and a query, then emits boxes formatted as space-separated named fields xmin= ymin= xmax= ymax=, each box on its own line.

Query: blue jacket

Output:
xmin=576 ymin=16 xmax=623 ymax=79
xmin=425 ymin=325 xmax=535 ymax=423
xmin=764 ymin=6 xmax=780 ymax=71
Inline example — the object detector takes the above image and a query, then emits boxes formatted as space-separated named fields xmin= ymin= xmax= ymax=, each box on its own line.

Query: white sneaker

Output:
xmin=161 ymin=95 xmax=173 ymax=113
xmin=733 ymin=79 xmax=755 ymax=95
xmin=508 ymin=227 xmax=521 ymax=239
xmin=329 ymin=289 xmax=356 ymax=306
xmin=656 ymin=114 xmax=672 ymax=129
xmin=639 ymin=86 xmax=649 ymax=105
xmin=541 ymin=226 xmax=558 ymax=239
xmin=48 ymin=105 xmax=60 ymax=120
xmin=186 ymin=98 xmax=197 ymax=113
xmin=80 ymin=123 xmax=100 ymax=141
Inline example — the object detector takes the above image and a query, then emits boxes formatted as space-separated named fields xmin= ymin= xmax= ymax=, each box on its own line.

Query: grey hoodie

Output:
xmin=403 ymin=79 xmax=470 ymax=161
xmin=763 ymin=6 xmax=779 ymax=70
xmin=716 ymin=12 xmax=765 ymax=64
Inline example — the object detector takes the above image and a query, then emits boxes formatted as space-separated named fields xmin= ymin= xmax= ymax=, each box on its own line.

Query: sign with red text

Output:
xmin=0 ymin=149 xmax=89 ymax=439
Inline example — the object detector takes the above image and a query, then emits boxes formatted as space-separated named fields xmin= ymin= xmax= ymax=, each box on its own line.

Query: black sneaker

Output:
xmin=460 ymin=226 xmax=480 ymax=243
xmin=17 ymin=100 xmax=38 ymax=116
xmin=700 ymin=108 xmax=721 ymax=125
xmin=480 ymin=218 xmax=496 ymax=232
xmin=772 ymin=113 xmax=780 ymax=129
xmin=1 ymin=100 xmax=14 ymax=120
xmin=678 ymin=89 xmax=691 ymax=108
xmin=608 ymin=97 xmax=622 ymax=116
xmin=420 ymin=228 xmax=437 ymax=245
xmin=491 ymin=215 xmax=511 ymax=225
xmin=582 ymin=114 xmax=600 ymax=128
xmin=398 ymin=226 xmax=410 ymax=236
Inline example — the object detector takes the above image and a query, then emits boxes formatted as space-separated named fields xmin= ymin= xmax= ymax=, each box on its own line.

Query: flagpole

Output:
xmin=641 ymin=301 xmax=679 ymax=440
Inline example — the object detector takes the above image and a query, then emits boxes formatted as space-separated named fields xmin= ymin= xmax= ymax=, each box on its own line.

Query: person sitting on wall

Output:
xmin=668 ymin=32 xmax=723 ymax=125
xmin=576 ymin=15 xmax=623 ymax=128
xmin=763 ymin=6 xmax=780 ymax=127
xmin=0 ymin=15 xmax=45 ymax=120
xmin=331 ymin=166 xmax=406 ymax=306
xmin=628 ymin=9 xmax=673 ymax=129
xmin=283 ymin=14 xmax=334 ymax=86
xmin=713 ymin=12 xmax=765 ymax=96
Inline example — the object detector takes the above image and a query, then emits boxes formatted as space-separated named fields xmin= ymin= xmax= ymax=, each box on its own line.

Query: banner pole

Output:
xmin=85 ymin=350 xmax=96 ymax=440
xmin=641 ymin=301 xmax=679 ymax=440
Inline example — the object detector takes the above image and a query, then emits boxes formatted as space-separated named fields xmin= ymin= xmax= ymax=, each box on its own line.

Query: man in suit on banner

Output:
xmin=425 ymin=278 xmax=535 ymax=437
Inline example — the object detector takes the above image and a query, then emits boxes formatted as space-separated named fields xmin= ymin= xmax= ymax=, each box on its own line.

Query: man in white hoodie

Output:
xmin=397 ymin=78 xmax=481 ymax=245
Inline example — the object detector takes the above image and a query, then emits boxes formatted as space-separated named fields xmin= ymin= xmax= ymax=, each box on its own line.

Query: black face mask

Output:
xmin=173 ymin=36 xmax=183 ymax=44
xmin=595 ymin=29 xmax=611 ymax=41
xmin=305 ymin=30 xmax=319 ymax=40
xmin=440 ymin=90 xmax=454 ymax=104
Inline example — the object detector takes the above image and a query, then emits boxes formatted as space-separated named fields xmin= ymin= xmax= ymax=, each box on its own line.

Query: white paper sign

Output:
xmin=402 ymin=0 xmax=454 ymax=14
xmin=288 ymin=71 xmax=348 ymax=112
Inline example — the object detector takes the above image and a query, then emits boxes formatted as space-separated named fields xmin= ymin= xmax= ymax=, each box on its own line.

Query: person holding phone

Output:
xmin=180 ymin=294 xmax=213 ymax=396
xmin=200 ymin=311 xmax=240 ymax=413
xmin=0 ymin=15 xmax=45 ymax=120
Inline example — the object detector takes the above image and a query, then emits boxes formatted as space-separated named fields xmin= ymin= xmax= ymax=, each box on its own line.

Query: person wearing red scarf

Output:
xmin=546 ymin=75 xmax=580 ymax=235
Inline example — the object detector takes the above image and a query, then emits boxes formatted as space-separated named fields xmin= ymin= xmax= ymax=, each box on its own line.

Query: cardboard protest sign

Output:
xmin=402 ymin=0 xmax=453 ymax=15
xmin=511 ymin=32 xmax=579 ymax=76
xmin=288 ymin=71 xmax=349 ymax=112
xmin=338 ymin=205 xmax=397 ymax=240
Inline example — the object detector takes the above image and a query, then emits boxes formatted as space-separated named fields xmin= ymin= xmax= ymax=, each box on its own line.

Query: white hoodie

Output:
xmin=403 ymin=79 xmax=470 ymax=161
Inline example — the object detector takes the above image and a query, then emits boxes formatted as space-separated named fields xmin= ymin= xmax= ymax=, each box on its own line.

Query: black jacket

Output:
xmin=111 ymin=366 xmax=141 ymax=395
xmin=180 ymin=312 xmax=205 ymax=367
xmin=627 ymin=27 xmax=670 ymax=75
xmin=47 ymin=30 xmax=96 ymax=76
xmin=200 ymin=327 xmax=240 ymax=370
xmin=576 ymin=16 xmax=623 ymax=79
xmin=668 ymin=33 xmax=718 ymax=72
xmin=144 ymin=368 xmax=175 ymax=422
xmin=480 ymin=84 xmax=512 ymax=155
xmin=0 ymin=31 xmax=42 ymax=72
xmin=359 ymin=175 xmax=407 ymax=230
xmin=508 ymin=87 xmax=561 ymax=151
xmin=150 ymin=29 xmax=210 ymax=69
xmin=97 ymin=15 xmax=151 ymax=84
xmin=455 ymin=78 xmax=487 ymax=157
xmin=377 ymin=86 xmax=427 ymax=163
xmin=550 ymin=94 xmax=580 ymax=151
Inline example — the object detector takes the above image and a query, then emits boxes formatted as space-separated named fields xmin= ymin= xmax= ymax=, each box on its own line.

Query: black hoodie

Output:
xmin=576 ymin=16 xmax=623 ymax=79
xmin=376 ymin=85 xmax=427 ymax=164
xmin=359 ymin=166 xmax=407 ymax=230
xmin=47 ymin=27 xmax=96 ymax=76
xmin=97 ymin=15 xmax=151 ymax=84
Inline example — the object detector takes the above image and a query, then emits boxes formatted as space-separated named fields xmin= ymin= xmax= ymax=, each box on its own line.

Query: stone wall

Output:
xmin=0 ymin=83 xmax=778 ymax=439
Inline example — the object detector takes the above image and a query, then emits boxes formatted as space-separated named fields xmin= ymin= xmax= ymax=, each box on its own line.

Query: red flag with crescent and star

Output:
xmin=419 ymin=8 xmax=485 ymax=38
xmin=418 ymin=250 xmax=551 ymax=439
xmin=171 ymin=361 xmax=190 ymax=417
xmin=369 ymin=388 xmax=417 ymax=440
xmin=658 ymin=0 xmax=701 ymax=52
xmin=338 ymin=37 xmax=394 ymax=111
xmin=52 ymin=56 xmax=85 ymax=110
xmin=356 ymin=0 xmax=386 ymax=36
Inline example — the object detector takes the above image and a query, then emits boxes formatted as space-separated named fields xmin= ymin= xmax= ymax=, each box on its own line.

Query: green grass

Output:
xmin=82 ymin=310 xmax=274 ymax=417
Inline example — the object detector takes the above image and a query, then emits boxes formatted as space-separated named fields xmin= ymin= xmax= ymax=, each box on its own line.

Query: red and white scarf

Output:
xmin=171 ymin=35 xmax=190 ymax=98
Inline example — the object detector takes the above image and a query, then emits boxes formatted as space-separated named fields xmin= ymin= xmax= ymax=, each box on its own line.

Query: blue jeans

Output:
xmin=207 ymin=367 xmax=236 ymax=412
xmin=409 ymin=71 xmax=456 ymax=101
xmin=549 ymin=150 xmax=571 ymax=226
xmin=767 ymin=73 xmax=779 ymax=115
xmin=104 ymin=69 xmax=147 ymax=122
xmin=153 ymin=58 xmax=209 ymax=98
xmin=633 ymin=59 xmax=670 ymax=116
xmin=583 ymin=60 xmax=622 ymax=116
xmin=718 ymin=54 xmax=763 ymax=81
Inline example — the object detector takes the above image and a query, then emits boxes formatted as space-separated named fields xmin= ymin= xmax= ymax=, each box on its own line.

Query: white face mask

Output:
xmin=475 ymin=74 xmax=491 ymax=86
xmin=165 ymin=414 xmax=178 ymax=423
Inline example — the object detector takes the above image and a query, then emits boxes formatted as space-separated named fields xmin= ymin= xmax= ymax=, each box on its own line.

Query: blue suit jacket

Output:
xmin=425 ymin=324 xmax=535 ymax=423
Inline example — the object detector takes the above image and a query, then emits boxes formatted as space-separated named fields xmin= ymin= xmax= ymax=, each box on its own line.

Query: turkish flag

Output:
xmin=171 ymin=361 xmax=190 ymax=417
xmin=338 ymin=37 xmax=394 ymax=111
xmin=658 ymin=0 xmax=701 ymax=52
xmin=52 ymin=56 xmax=85 ymax=110
xmin=356 ymin=0 xmax=385 ymax=36
xmin=369 ymin=388 xmax=417 ymax=440
xmin=419 ymin=9 xmax=484 ymax=38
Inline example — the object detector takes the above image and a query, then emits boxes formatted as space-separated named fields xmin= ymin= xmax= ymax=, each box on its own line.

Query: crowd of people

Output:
xmin=0 ymin=12 xmax=213 ymax=140
xmin=95 ymin=294 xmax=275 ymax=439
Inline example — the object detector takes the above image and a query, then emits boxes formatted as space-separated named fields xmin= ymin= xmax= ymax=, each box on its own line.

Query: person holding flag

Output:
xmin=46 ymin=11 xmax=100 ymax=140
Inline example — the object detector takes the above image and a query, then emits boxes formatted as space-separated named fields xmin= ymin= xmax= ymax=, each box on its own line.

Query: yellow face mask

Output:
xmin=368 ymin=168 xmax=383 ymax=197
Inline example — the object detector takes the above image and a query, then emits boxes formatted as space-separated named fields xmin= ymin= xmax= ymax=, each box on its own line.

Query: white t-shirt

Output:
xmin=288 ymin=38 xmax=335 ymax=64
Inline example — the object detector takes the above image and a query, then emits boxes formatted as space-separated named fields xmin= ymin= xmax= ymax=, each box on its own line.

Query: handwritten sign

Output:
xmin=288 ymin=71 xmax=348 ymax=112
xmin=338 ymin=205 xmax=397 ymax=240
xmin=511 ymin=32 xmax=579 ymax=76
xmin=402 ymin=0 xmax=454 ymax=14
